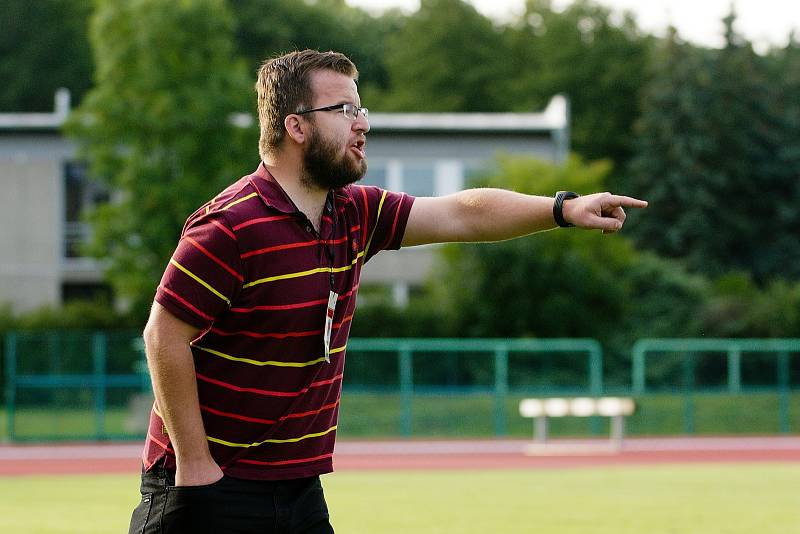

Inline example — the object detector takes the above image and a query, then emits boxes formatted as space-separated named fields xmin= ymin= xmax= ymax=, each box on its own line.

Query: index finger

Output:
xmin=610 ymin=195 xmax=648 ymax=209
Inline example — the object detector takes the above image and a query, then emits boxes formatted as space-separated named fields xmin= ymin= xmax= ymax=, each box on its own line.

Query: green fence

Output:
xmin=632 ymin=338 xmax=800 ymax=434
xmin=346 ymin=338 xmax=603 ymax=437
xmin=3 ymin=330 xmax=148 ymax=442
xmin=1 ymin=332 xmax=798 ymax=442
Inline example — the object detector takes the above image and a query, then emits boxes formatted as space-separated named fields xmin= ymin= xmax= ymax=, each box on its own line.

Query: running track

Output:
xmin=1 ymin=437 xmax=799 ymax=476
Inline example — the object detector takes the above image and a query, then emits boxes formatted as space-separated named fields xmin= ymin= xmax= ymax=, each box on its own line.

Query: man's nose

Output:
xmin=353 ymin=113 xmax=369 ymax=134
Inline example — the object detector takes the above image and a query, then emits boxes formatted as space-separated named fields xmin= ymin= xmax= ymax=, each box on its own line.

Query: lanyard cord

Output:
xmin=326 ymin=193 xmax=335 ymax=291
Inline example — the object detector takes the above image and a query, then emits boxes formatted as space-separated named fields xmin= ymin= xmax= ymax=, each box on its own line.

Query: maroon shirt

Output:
xmin=142 ymin=162 xmax=414 ymax=480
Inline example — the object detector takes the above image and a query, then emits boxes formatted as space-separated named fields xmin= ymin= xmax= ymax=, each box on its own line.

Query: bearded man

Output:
xmin=128 ymin=49 xmax=647 ymax=534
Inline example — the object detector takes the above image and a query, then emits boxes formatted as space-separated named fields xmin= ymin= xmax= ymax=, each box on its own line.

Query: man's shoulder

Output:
xmin=338 ymin=184 xmax=388 ymax=206
xmin=184 ymin=173 xmax=266 ymax=231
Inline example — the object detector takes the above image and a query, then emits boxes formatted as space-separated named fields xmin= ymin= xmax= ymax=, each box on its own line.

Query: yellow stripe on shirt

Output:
xmin=207 ymin=425 xmax=337 ymax=448
xmin=364 ymin=190 xmax=387 ymax=259
xmin=221 ymin=192 xmax=258 ymax=211
xmin=242 ymin=251 xmax=365 ymax=289
xmin=169 ymin=259 xmax=230 ymax=305
xmin=192 ymin=344 xmax=346 ymax=367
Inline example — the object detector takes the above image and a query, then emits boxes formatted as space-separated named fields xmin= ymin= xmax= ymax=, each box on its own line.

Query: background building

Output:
xmin=0 ymin=90 xmax=568 ymax=312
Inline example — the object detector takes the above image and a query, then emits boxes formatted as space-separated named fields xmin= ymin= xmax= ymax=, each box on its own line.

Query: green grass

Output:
xmin=0 ymin=407 xmax=138 ymax=441
xmin=1 ymin=464 xmax=799 ymax=533
xmin=2 ymin=391 xmax=798 ymax=440
xmin=0 ymin=473 xmax=140 ymax=534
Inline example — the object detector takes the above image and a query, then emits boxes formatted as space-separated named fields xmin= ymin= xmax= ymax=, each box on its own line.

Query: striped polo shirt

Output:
xmin=142 ymin=162 xmax=414 ymax=480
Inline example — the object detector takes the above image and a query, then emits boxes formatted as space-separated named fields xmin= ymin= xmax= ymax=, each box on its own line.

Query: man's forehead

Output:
xmin=310 ymin=70 xmax=359 ymax=104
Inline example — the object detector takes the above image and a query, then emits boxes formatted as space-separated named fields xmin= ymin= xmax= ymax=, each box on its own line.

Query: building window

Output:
xmin=400 ymin=162 xmax=436 ymax=197
xmin=63 ymin=162 xmax=108 ymax=258
xmin=61 ymin=282 xmax=113 ymax=303
xmin=362 ymin=160 xmax=464 ymax=197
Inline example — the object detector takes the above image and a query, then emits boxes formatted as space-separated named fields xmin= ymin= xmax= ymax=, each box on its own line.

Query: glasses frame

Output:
xmin=296 ymin=103 xmax=369 ymax=121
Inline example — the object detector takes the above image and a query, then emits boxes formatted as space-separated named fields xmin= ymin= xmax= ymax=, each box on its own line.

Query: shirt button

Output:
xmin=306 ymin=225 xmax=313 ymax=232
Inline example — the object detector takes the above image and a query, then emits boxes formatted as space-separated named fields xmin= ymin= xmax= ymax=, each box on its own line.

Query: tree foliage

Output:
xmin=626 ymin=13 xmax=800 ymax=282
xmin=229 ymin=0 xmax=393 ymax=101
xmin=67 ymin=0 xmax=255 ymax=317
xmin=0 ymin=0 xmax=93 ymax=111
xmin=9 ymin=0 xmax=799 ymax=352
xmin=383 ymin=154 xmax=710 ymax=384
xmin=378 ymin=0 xmax=508 ymax=111
xmin=503 ymin=0 xmax=652 ymax=166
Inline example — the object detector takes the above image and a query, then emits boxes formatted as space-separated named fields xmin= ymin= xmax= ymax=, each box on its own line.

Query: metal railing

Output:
xmin=632 ymin=338 xmax=800 ymax=433
xmin=1 ymin=332 xmax=797 ymax=441
xmin=347 ymin=338 xmax=604 ymax=436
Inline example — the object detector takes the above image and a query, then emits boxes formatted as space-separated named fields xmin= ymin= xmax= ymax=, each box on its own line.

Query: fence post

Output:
xmin=588 ymin=342 xmax=604 ymax=435
xmin=493 ymin=345 xmax=508 ymax=437
xmin=4 ymin=333 xmax=17 ymax=442
xmin=93 ymin=332 xmax=108 ymax=440
xmin=682 ymin=352 xmax=695 ymax=434
xmin=398 ymin=345 xmax=413 ymax=438
xmin=727 ymin=346 xmax=741 ymax=394
xmin=777 ymin=351 xmax=790 ymax=434
xmin=631 ymin=342 xmax=646 ymax=395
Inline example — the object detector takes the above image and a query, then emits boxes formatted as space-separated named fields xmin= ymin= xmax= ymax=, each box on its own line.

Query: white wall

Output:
xmin=0 ymin=136 xmax=71 ymax=311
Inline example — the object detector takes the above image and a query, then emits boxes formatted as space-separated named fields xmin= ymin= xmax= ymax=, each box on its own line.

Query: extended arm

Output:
xmin=143 ymin=302 xmax=223 ymax=486
xmin=401 ymin=189 xmax=647 ymax=246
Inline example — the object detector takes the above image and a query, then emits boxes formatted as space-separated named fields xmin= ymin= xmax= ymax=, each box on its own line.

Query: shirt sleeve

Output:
xmin=352 ymin=185 xmax=415 ymax=263
xmin=154 ymin=212 xmax=243 ymax=329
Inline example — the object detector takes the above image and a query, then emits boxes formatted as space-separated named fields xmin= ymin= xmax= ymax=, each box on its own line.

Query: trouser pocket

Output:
xmin=128 ymin=493 xmax=155 ymax=534
xmin=162 ymin=478 xmax=228 ymax=534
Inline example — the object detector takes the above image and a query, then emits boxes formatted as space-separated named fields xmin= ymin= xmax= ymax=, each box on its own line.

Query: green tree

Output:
xmin=67 ymin=0 xmax=255 ymax=317
xmin=761 ymin=37 xmax=800 ymax=280
xmin=0 ymin=0 xmax=93 ymax=111
xmin=379 ymin=0 xmax=508 ymax=111
xmin=229 ymin=0 xmax=393 ymax=104
xmin=627 ymin=12 xmax=798 ymax=282
xmin=503 ymin=0 xmax=652 ymax=167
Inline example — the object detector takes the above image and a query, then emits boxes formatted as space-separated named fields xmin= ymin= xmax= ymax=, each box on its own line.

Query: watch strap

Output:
xmin=553 ymin=191 xmax=580 ymax=228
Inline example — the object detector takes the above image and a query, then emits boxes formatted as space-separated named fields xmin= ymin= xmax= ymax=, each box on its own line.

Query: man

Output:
xmin=128 ymin=49 xmax=647 ymax=533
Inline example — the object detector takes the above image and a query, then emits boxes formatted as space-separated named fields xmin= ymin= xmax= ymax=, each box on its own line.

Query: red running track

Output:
xmin=0 ymin=437 xmax=798 ymax=476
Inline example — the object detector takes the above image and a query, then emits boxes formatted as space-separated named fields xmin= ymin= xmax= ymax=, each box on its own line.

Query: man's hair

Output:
xmin=255 ymin=49 xmax=358 ymax=160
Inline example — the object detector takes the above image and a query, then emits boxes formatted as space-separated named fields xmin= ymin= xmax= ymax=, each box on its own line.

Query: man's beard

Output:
xmin=301 ymin=126 xmax=367 ymax=190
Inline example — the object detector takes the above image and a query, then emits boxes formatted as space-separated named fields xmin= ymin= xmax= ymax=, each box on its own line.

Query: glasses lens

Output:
xmin=342 ymin=104 xmax=356 ymax=120
xmin=360 ymin=107 xmax=368 ymax=119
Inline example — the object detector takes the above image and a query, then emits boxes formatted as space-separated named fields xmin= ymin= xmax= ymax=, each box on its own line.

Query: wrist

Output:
xmin=553 ymin=191 xmax=580 ymax=227
xmin=176 ymin=449 xmax=214 ymax=464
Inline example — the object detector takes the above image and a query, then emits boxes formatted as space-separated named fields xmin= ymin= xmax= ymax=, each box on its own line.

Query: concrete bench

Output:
xmin=519 ymin=397 xmax=636 ymax=453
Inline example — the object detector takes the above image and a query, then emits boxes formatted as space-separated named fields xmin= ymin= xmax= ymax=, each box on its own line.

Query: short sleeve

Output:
xmin=352 ymin=185 xmax=415 ymax=263
xmin=155 ymin=213 xmax=243 ymax=329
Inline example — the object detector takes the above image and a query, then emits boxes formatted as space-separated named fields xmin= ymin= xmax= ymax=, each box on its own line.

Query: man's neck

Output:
xmin=263 ymin=159 xmax=328 ymax=232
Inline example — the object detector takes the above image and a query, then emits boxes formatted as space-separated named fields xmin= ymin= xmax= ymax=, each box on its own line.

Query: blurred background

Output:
xmin=0 ymin=0 xmax=798 ymax=443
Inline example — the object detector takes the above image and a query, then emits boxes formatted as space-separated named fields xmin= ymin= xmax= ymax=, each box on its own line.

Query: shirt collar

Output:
xmin=249 ymin=161 xmax=354 ymax=214
xmin=249 ymin=161 xmax=301 ymax=214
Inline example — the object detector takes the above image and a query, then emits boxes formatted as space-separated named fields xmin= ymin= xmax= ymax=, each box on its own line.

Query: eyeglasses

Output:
xmin=296 ymin=103 xmax=369 ymax=121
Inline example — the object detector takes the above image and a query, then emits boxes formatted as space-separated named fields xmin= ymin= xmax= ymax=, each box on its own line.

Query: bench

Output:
xmin=519 ymin=397 xmax=636 ymax=453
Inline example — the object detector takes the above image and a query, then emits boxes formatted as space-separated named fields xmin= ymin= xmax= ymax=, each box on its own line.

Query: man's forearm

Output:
xmin=403 ymin=188 xmax=645 ymax=247
xmin=448 ymin=188 xmax=558 ymax=242
xmin=144 ymin=325 xmax=214 ymax=466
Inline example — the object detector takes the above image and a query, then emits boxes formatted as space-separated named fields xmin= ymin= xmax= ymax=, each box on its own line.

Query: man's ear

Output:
xmin=284 ymin=114 xmax=306 ymax=144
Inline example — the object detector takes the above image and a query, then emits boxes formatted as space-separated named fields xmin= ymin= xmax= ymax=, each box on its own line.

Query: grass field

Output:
xmin=1 ymin=464 xmax=798 ymax=533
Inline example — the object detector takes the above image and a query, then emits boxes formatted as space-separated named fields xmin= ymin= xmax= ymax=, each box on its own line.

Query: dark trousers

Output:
xmin=128 ymin=462 xmax=334 ymax=534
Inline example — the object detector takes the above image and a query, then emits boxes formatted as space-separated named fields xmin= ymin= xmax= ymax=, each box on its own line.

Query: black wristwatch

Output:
xmin=553 ymin=191 xmax=580 ymax=228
